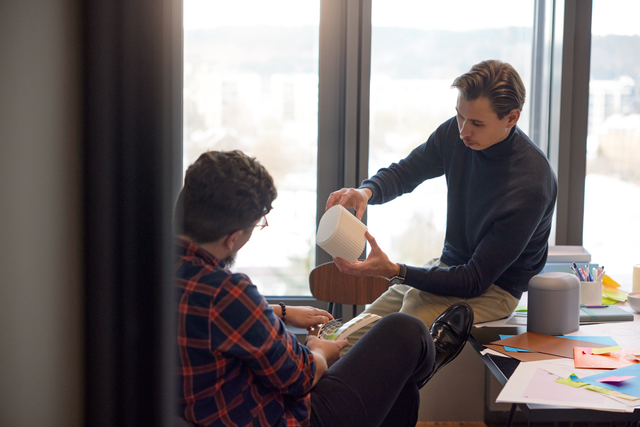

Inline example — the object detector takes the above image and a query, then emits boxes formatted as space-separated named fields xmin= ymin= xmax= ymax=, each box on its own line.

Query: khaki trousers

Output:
xmin=342 ymin=258 xmax=520 ymax=353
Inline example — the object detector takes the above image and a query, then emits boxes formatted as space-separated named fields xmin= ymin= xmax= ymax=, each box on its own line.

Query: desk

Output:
xmin=470 ymin=325 xmax=640 ymax=426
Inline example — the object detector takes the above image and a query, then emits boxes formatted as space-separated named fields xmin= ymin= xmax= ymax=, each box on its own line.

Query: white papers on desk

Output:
xmin=566 ymin=322 xmax=640 ymax=350
xmin=496 ymin=359 xmax=640 ymax=412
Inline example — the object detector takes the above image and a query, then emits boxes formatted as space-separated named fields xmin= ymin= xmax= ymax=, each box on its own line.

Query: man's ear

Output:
xmin=223 ymin=229 xmax=244 ymax=251
xmin=505 ymin=109 xmax=521 ymax=128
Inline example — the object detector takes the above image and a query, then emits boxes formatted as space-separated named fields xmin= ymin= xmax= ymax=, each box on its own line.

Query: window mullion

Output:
xmin=547 ymin=0 xmax=592 ymax=245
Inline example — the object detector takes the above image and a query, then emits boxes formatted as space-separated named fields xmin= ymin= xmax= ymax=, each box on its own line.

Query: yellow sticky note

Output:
xmin=607 ymin=391 xmax=640 ymax=401
xmin=592 ymin=346 xmax=621 ymax=355
xmin=602 ymin=274 xmax=620 ymax=287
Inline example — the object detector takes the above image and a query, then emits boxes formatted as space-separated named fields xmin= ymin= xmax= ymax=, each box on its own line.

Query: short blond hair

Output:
xmin=451 ymin=60 xmax=526 ymax=119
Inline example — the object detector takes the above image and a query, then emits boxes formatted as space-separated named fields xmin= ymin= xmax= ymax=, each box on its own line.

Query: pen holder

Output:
xmin=580 ymin=280 xmax=603 ymax=306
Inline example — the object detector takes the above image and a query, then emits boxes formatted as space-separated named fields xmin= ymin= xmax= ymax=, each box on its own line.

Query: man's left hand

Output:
xmin=333 ymin=231 xmax=399 ymax=279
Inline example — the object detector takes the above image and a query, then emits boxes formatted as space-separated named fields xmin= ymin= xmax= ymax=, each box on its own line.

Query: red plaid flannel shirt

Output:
xmin=175 ymin=237 xmax=315 ymax=426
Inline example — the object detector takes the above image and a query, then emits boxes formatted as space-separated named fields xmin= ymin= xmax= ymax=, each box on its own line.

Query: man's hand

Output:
xmin=283 ymin=306 xmax=333 ymax=330
xmin=325 ymin=188 xmax=372 ymax=220
xmin=333 ymin=231 xmax=399 ymax=279
xmin=305 ymin=335 xmax=348 ymax=386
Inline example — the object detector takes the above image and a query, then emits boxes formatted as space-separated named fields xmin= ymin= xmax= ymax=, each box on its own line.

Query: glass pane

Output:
xmin=183 ymin=0 xmax=320 ymax=295
xmin=585 ymin=0 xmax=640 ymax=289
xmin=368 ymin=0 xmax=535 ymax=266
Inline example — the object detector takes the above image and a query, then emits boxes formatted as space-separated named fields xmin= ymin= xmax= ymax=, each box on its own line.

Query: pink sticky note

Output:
xmin=582 ymin=348 xmax=593 ymax=355
xmin=596 ymin=376 xmax=636 ymax=384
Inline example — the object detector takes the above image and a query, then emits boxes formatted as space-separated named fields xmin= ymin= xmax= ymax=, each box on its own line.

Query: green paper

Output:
xmin=585 ymin=384 xmax=615 ymax=395
xmin=555 ymin=376 xmax=586 ymax=388
xmin=601 ymin=296 xmax=618 ymax=305
xmin=603 ymin=289 xmax=627 ymax=302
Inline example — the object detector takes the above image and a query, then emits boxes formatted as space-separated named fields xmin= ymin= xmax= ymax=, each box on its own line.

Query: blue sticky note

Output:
xmin=499 ymin=335 xmax=618 ymax=353
xmin=579 ymin=364 xmax=640 ymax=399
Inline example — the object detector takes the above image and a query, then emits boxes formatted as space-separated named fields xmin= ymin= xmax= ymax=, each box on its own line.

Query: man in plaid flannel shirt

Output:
xmin=174 ymin=150 xmax=472 ymax=427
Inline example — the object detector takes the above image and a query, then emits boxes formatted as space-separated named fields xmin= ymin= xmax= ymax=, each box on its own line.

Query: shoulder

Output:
xmin=514 ymin=129 xmax=555 ymax=175
xmin=176 ymin=258 xmax=256 ymax=300
xmin=433 ymin=116 xmax=459 ymax=140
xmin=506 ymin=129 xmax=557 ymax=198
xmin=416 ymin=116 xmax=460 ymax=156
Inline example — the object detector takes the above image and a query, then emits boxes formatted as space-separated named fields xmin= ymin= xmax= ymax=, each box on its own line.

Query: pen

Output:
xmin=585 ymin=305 xmax=607 ymax=308
xmin=571 ymin=265 xmax=583 ymax=281
xmin=574 ymin=263 xmax=587 ymax=281
xmin=580 ymin=267 xmax=588 ymax=281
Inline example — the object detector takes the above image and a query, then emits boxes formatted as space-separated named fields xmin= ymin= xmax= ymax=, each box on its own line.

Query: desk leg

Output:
xmin=505 ymin=403 xmax=516 ymax=427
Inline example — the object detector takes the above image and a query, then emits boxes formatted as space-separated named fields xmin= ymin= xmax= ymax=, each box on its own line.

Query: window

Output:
xmin=367 ymin=0 xmax=535 ymax=266
xmin=183 ymin=0 xmax=321 ymax=296
xmin=584 ymin=0 xmax=640 ymax=288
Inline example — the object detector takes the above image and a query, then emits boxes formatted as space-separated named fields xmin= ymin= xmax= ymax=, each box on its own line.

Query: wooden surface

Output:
xmin=308 ymin=261 xmax=391 ymax=305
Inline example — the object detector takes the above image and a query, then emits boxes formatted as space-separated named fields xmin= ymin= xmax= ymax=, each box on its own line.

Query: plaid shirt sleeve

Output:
xmin=177 ymin=241 xmax=315 ymax=427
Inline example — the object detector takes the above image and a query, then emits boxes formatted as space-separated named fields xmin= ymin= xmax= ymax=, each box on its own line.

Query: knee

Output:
xmin=376 ymin=313 xmax=429 ymax=343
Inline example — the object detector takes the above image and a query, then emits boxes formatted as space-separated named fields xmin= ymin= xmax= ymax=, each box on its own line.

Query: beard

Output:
xmin=222 ymin=252 xmax=237 ymax=268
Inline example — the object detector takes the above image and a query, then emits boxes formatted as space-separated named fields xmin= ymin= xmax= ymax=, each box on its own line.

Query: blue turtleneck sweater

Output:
xmin=361 ymin=117 xmax=557 ymax=299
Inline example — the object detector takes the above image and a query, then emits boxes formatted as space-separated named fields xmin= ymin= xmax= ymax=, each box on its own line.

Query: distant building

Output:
xmin=588 ymin=76 xmax=635 ymax=137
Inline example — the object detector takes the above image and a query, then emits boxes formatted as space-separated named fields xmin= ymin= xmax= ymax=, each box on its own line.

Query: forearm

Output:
xmin=310 ymin=350 xmax=328 ymax=387
xmin=270 ymin=303 xmax=284 ymax=320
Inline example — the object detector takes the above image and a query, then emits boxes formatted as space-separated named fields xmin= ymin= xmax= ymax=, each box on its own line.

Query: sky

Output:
xmin=184 ymin=0 xmax=640 ymax=36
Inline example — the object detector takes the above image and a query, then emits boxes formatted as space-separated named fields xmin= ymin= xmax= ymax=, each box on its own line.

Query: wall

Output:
xmin=0 ymin=1 xmax=83 ymax=426
xmin=418 ymin=344 xmax=485 ymax=421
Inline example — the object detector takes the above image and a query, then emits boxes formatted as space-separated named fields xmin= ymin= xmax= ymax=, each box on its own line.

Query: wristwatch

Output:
xmin=388 ymin=263 xmax=407 ymax=285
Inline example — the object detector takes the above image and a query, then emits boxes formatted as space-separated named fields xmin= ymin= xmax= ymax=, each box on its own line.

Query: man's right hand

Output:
xmin=325 ymin=187 xmax=372 ymax=220
xmin=306 ymin=335 xmax=348 ymax=367
xmin=306 ymin=335 xmax=349 ymax=386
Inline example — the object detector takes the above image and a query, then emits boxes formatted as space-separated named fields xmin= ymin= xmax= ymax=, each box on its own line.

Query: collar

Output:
xmin=175 ymin=236 xmax=224 ymax=268
xmin=479 ymin=125 xmax=519 ymax=160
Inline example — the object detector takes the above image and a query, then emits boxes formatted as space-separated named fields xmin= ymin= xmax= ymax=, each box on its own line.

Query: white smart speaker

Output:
xmin=527 ymin=272 xmax=580 ymax=335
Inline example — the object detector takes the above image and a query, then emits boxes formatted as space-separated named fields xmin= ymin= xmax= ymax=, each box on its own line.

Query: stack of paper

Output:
xmin=489 ymin=328 xmax=640 ymax=413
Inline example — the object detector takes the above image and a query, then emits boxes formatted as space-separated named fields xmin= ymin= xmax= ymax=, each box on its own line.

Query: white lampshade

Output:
xmin=316 ymin=205 xmax=367 ymax=263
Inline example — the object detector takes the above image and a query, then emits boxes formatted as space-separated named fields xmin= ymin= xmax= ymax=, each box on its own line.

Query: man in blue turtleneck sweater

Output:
xmin=327 ymin=60 xmax=557 ymax=345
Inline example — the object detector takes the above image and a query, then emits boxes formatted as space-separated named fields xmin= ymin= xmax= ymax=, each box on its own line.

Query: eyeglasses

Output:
xmin=255 ymin=216 xmax=268 ymax=231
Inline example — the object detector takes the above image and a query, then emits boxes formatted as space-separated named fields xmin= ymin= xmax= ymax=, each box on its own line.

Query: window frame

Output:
xmin=83 ymin=0 xmax=595 ymax=424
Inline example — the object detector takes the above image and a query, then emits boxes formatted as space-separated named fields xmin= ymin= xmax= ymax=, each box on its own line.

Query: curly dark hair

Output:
xmin=451 ymin=60 xmax=526 ymax=120
xmin=174 ymin=150 xmax=277 ymax=244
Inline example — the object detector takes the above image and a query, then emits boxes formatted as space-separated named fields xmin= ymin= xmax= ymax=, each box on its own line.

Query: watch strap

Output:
xmin=388 ymin=263 xmax=407 ymax=284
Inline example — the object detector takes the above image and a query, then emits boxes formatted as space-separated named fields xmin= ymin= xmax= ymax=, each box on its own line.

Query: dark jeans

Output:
xmin=310 ymin=312 xmax=435 ymax=427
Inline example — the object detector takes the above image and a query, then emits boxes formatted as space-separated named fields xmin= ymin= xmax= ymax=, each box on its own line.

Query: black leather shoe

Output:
xmin=422 ymin=303 xmax=474 ymax=385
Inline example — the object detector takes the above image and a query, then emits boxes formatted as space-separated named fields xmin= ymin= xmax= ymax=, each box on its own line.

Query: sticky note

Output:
xmin=602 ymin=274 xmax=620 ymax=287
xmin=603 ymin=288 xmax=627 ymax=302
xmin=556 ymin=376 xmax=586 ymax=388
xmin=592 ymin=346 xmax=621 ymax=355
xmin=596 ymin=376 xmax=636 ymax=384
